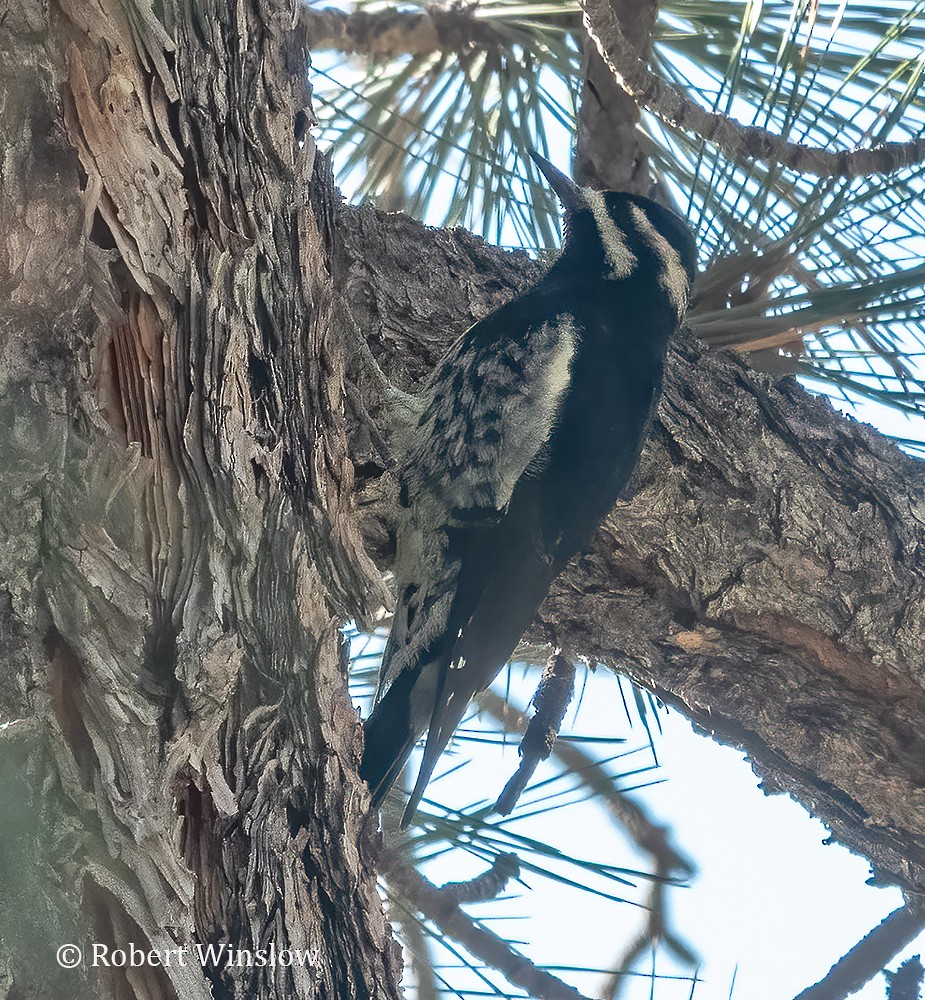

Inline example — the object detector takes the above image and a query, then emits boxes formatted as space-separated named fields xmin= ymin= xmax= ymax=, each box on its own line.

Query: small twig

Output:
xmin=885 ymin=955 xmax=924 ymax=1000
xmin=495 ymin=652 xmax=576 ymax=815
xmin=481 ymin=683 xmax=698 ymax=989
xmin=379 ymin=847 xmax=594 ymax=1000
xmin=580 ymin=0 xmax=925 ymax=178
xmin=440 ymin=852 xmax=521 ymax=905
xmin=792 ymin=900 xmax=925 ymax=1000
xmin=480 ymin=687 xmax=695 ymax=879
xmin=604 ymin=862 xmax=698 ymax=999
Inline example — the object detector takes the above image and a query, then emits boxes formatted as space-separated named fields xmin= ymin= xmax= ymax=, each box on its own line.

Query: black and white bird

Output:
xmin=361 ymin=154 xmax=697 ymax=826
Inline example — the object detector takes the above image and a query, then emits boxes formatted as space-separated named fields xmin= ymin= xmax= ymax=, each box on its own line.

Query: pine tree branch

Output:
xmin=580 ymin=0 xmax=925 ymax=177
xmin=379 ymin=848 xmax=594 ymax=1000
xmin=439 ymin=852 xmax=521 ymax=905
xmin=792 ymin=901 xmax=925 ymax=1000
xmin=575 ymin=0 xmax=658 ymax=194
xmin=478 ymin=684 xmax=699 ymax=993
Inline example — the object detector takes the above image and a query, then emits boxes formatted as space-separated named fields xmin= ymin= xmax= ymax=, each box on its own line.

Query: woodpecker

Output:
xmin=361 ymin=154 xmax=697 ymax=826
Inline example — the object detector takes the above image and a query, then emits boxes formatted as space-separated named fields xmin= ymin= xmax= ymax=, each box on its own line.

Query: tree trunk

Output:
xmin=1 ymin=2 xmax=397 ymax=997
xmin=1 ymin=3 xmax=924 ymax=1000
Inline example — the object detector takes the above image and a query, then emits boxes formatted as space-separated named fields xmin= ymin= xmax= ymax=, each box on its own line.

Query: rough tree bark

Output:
xmin=575 ymin=0 xmax=657 ymax=193
xmin=1 ymin=3 xmax=923 ymax=1000
xmin=1 ymin=2 xmax=397 ymax=998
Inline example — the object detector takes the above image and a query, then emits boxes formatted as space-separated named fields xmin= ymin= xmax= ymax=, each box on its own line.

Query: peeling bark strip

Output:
xmin=1 ymin=2 xmax=398 ymax=998
xmin=337 ymin=204 xmax=925 ymax=894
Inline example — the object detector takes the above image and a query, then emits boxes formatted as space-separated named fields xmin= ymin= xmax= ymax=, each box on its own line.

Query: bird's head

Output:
xmin=530 ymin=152 xmax=697 ymax=312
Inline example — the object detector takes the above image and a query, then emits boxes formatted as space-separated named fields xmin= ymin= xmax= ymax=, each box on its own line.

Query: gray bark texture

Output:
xmin=575 ymin=0 xmax=657 ymax=193
xmin=0 ymin=2 xmax=924 ymax=1000
xmin=1 ymin=1 xmax=397 ymax=998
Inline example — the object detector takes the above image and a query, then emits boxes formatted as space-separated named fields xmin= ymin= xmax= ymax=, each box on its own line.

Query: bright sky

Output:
xmin=355 ymin=656 xmax=925 ymax=1000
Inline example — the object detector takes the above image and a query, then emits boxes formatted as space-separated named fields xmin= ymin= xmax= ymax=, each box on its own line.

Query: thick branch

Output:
xmin=302 ymin=6 xmax=572 ymax=57
xmin=575 ymin=0 xmax=658 ymax=194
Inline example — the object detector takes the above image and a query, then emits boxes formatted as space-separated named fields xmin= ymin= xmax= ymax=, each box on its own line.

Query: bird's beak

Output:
xmin=529 ymin=152 xmax=582 ymax=212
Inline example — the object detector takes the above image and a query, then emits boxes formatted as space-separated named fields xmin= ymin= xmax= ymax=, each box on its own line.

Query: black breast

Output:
xmin=512 ymin=281 xmax=669 ymax=566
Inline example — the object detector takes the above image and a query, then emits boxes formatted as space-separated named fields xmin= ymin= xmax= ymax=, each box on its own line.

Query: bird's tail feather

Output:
xmin=360 ymin=665 xmax=421 ymax=808
xmin=399 ymin=656 xmax=452 ymax=827
xmin=400 ymin=687 xmax=473 ymax=828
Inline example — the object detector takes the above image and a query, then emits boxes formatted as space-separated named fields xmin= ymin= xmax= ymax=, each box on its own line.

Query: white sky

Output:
xmin=347 ymin=630 xmax=925 ymax=999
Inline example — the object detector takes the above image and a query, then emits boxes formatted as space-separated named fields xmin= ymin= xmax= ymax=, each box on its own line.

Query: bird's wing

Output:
xmin=401 ymin=303 xmax=580 ymax=517
xmin=364 ymin=300 xmax=581 ymax=813
xmin=378 ymin=302 xmax=578 ymax=693
xmin=399 ymin=526 xmax=557 ymax=825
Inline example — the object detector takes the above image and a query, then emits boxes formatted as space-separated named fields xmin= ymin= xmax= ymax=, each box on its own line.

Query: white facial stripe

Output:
xmin=625 ymin=203 xmax=691 ymax=317
xmin=660 ymin=246 xmax=692 ymax=320
xmin=584 ymin=189 xmax=638 ymax=279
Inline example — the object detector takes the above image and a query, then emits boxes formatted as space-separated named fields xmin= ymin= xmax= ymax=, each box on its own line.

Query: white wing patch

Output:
xmin=494 ymin=317 xmax=577 ymax=504
xmin=381 ymin=314 xmax=578 ymax=695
